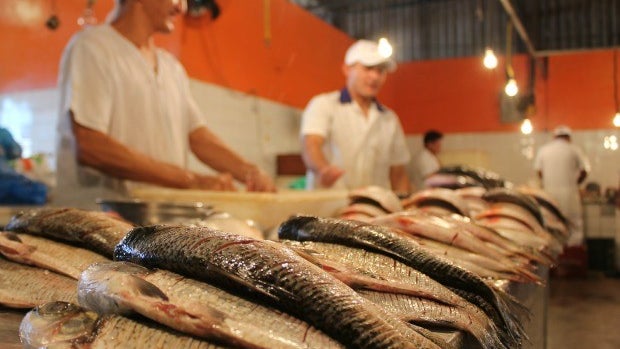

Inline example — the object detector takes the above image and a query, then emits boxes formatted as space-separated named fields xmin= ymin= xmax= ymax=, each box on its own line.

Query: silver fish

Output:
xmin=115 ymin=225 xmax=442 ymax=349
xmin=5 ymin=207 xmax=133 ymax=257
xmin=19 ymin=301 xmax=227 ymax=349
xmin=278 ymin=216 xmax=529 ymax=347
xmin=0 ymin=231 xmax=109 ymax=279
xmin=0 ymin=257 xmax=77 ymax=308
xmin=79 ymin=261 xmax=343 ymax=349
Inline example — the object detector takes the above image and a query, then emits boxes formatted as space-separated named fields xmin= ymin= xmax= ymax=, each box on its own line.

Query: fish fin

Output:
xmin=128 ymin=275 xmax=169 ymax=301
xmin=1 ymin=231 xmax=23 ymax=242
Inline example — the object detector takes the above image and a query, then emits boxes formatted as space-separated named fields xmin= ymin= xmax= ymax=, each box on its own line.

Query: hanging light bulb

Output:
xmin=483 ymin=48 xmax=498 ymax=69
xmin=520 ymin=118 xmax=533 ymax=135
xmin=505 ymin=78 xmax=518 ymax=97
xmin=378 ymin=38 xmax=393 ymax=58
xmin=614 ymin=112 xmax=620 ymax=127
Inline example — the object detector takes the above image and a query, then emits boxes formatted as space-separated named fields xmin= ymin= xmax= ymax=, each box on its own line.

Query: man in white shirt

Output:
xmin=412 ymin=130 xmax=443 ymax=190
xmin=56 ymin=0 xmax=274 ymax=209
xmin=534 ymin=125 xmax=590 ymax=246
xmin=300 ymin=40 xmax=411 ymax=195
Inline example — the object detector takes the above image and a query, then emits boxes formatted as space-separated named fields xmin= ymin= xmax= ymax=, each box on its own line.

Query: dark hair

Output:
xmin=423 ymin=130 xmax=443 ymax=145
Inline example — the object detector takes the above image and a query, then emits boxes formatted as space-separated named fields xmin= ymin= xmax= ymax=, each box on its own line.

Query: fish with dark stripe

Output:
xmin=114 ymin=225 xmax=444 ymax=349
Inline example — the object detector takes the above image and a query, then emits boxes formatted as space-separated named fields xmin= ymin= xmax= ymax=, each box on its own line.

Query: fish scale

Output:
xmin=80 ymin=262 xmax=344 ymax=349
xmin=115 ymin=225 xmax=443 ymax=349
xmin=5 ymin=207 xmax=133 ymax=258
xmin=281 ymin=240 xmax=508 ymax=349
xmin=0 ymin=257 xmax=78 ymax=308
xmin=278 ymin=216 xmax=529 ymax=348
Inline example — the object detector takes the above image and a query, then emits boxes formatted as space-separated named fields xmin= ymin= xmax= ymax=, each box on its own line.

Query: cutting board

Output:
xmin=130 ymin=188 xmax=349 ymax=229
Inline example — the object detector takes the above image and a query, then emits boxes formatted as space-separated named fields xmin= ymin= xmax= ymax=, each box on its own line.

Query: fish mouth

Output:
xmin=21 ymin=301 xmax=99 ymax=347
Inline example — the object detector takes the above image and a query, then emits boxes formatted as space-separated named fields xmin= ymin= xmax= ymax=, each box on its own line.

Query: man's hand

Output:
xmin=194 ymin=173 xmax=237 ymax=191
xmin=244 ymin=168 xmax=276 ymax=192
xmin=318 ymin=165 xmax=345 ymax=188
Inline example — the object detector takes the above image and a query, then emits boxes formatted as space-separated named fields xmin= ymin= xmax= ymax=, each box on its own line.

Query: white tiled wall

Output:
xmin=1 ymin=81 xmax=619 ymax=192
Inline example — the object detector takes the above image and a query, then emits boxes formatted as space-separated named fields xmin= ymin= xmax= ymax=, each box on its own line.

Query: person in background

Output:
xmin=300 ymin=39 xmax=411 ymax=195
xmin=534 ymin=125 xmax=590 ymax=246
xmin=412 ymin=130 xmax=443 ymax=190
xmin=0 ymin=127 xmax=22 ymax=172
xmin=56 ymin=0 xmax=275 ymax=209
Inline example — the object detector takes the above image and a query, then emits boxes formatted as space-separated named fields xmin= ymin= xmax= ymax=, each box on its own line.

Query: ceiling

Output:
xmin=291 ymin=0 xmax=620 ymax=61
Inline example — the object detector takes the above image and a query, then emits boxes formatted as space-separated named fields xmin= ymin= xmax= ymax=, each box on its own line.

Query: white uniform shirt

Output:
xmin=300 ymin=88 xmax=410 ymax=190
xmin=413 ymin=148 xmax=440 ymax=189
xmin=56 ymin=25 xmax=205 ymax=209
xmin=533 ymin=137 xmax=591 ymax=245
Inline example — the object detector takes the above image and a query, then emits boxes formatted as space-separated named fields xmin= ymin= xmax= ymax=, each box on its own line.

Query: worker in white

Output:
xmin=300 ymin=39 xmax=411 ymax=195
xmin=413 ymin=130 xmax=443 ymax=190
xmin=534 ymin=125 xmax=591 ymax=246
xmin=56 ymin=0 xmax=274 ymax=209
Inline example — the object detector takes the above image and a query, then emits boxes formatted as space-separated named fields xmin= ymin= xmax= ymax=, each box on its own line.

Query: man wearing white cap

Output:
xmin=534 ymin=125 xmax=591 ymax=246
xmin=300 ymin=39 xmax=411 ymax=195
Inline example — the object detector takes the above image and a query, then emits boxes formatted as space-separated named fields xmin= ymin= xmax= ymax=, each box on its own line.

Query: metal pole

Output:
xmin=498 ymin=0 xmax=536 ymax=56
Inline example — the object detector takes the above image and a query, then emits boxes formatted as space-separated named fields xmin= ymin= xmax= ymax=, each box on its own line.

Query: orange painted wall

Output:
xmin=0 ymin=0 xmax=350 ymax=108
xmin=391 ymin=50 xmax=619 ymax=134
xmin=1 ymin=1 xmax=618 ymax=134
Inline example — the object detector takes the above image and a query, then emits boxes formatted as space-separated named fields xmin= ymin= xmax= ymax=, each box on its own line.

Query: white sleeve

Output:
xmin=61 ymin=36 xmax=113 ymax=133
xmin=300 ymin=95 xmax=331 ymax=138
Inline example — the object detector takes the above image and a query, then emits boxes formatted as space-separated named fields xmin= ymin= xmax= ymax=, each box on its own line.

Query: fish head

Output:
xmin=78 ymin=261 xmax=167 ymax=315
xmin=20 ymin=301 xmax=98 ymax=348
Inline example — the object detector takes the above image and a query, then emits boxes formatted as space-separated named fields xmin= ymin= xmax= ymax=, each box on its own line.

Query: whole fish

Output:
xmin=410 ymin=236 xmax=542 ymax=284
xmin=359 ymin=290 xmax=504 ymax=349
xmin=349 ymin=186 xmax=403 ymax=212
xmin=371 ymin=212 xmax=512 ymax=262
xmin=0 ymin=257 xmax=77 ymax=308
xmin=0 ymin=231 xmax=109 ymax=279
xmin=482 ymin=188 xmax=544 ymax=226
xmin=20 ymin=301 xmax=227 ymax=349
xmin=79 ymin=261 xmax=343 ymax=349
xmin=401 ymin=188 xmax=470 ymax=217
xmin=280 ymin=240 xmax=506 ymax=345
xmin=114 ymin=225 xmax=442 ymax=349
xmin=5 ymin=207 xmax=133 ymax=257
xmin=278 ymin=216 xmax=529 ymax=347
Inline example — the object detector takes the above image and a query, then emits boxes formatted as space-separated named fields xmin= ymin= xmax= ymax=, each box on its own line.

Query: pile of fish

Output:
xmin=0 ymin=177 xmax=567 ymax=348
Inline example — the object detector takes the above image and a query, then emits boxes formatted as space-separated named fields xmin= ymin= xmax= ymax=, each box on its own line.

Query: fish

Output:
xmin=423 ymin=173 xmax=483 ymax=190
xmin=79 ymin=261 xmax=344 ymax=349
xmin=371 ymin=212 xmax=513 ymax=262
xmin=338 ymin=203 xmax=390 ymax=218
xmin=280 ymin=240 xmax=501 ymax=324
xmin=436 ymin=165 xmax=509 ymax=189
xmin=5 ymin=207 xmax=134 ymax=257
xmin=482 ymin=188 xmax=544 ymax=226
xmin=114 ymin=225 xmax=443 ymax=349
xmin=517 ymin=186 xmax=569 ymax=226
xmin=349 ymin=186 xmax=403 ymax=212
xmin=0 ymin=231 xmax=109 ymax=279
xmin=410 ymin=236 xmax=542 ymax=284
xmin=401 ymin=188 xmax=470 ymax=217
xmin=0 ymin=257 xmax=78 ymax=308
xmin=278 ymin=215 xmax=529 ymax=347
xmin=20 ymin=301 xmax=227 ymax=349
xmin=359 ymin=290 xmax=505 ymax=349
